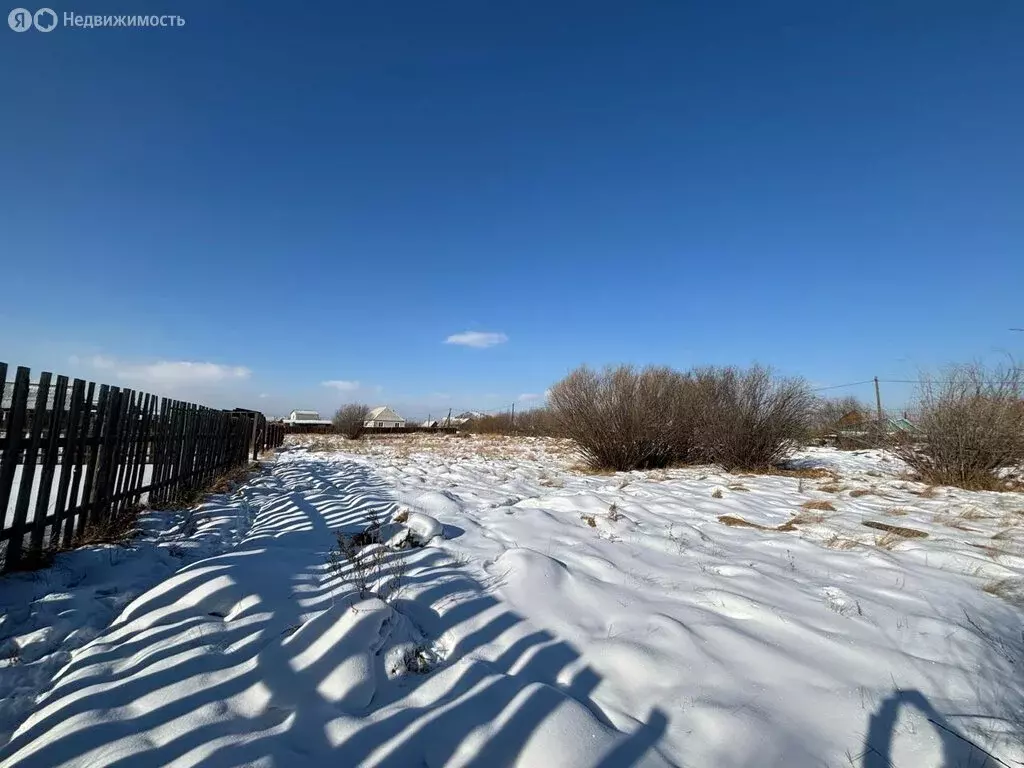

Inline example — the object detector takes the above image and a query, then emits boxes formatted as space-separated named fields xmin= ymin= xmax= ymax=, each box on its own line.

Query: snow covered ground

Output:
xmin=1 ymin=435 xmax=1022 ymax=767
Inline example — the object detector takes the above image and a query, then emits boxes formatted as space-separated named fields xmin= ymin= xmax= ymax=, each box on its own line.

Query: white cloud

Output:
xmin=121 ymin=361 xmax=251 ymax=385
xmin=444 ymin=331 xmax=508 ymax=349
xmin=322 ymin=380 xmax=360 ymax=392
xmin=77 ymin=355 xmax=251 ymax=387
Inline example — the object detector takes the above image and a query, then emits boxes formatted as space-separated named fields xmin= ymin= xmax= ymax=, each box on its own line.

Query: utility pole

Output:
xmin=445 ymin=408 xmax=452 ymax=427
xmin=510 ymin=402 xmax=515 ymax=433
xmin=874 ymin=377 xmax=883 ymax=424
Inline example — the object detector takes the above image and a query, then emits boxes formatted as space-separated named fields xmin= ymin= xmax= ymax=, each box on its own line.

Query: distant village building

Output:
xmin=284 ymin=409 xmax=331 ymax=425
xmin=448 ymin=410 xmax=486 ymax=426
xmin=364 ymin=406 xmax=406 ymax=429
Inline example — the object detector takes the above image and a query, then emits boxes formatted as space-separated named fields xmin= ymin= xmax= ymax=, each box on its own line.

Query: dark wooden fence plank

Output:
xmin=94 ymin=388 xmax=126 ymax=525
xmin=167 ymin=400 xmax=180 ymax=501
xmin=78 ymin=384 xmax=109 ymax=538
xmin=152 ymin=398 xmax=171 ymax=506
xmin=0 ymin=367 xmax=28 ymax=529
xmin=53 ymin=379 xmax=85 ymax=548
xmin=206 ymin=410 xmax=219 ymax=484
xmin=184 ymin=403 xmax=198 ymax=493
xmin=31 ymin=374 xmax=67 ymax=552
xmin=9 ymin=372 xmax=51 ymax=566
xmin=127 ymin=393 xmax=153 ymax=507
xmin=112 ymin=390 xmax=138 ymax=514
xmin=174 ymin=401 xmax=189 ymax=500
xmin=0 ymin=362 xmax=7 ymax=441
xmin=66 ymin=382 xmax=94 ymax=543
xmin=0 ymin=368 xmax=32 ymax=568
xmin=119 ymin=391 xmax=142 ymax=511
xmin=197 ymin=408 xmax=211 ymax=488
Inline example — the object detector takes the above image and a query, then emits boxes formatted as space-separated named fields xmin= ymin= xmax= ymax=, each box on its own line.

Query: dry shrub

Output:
xmin=466 ymin=408 xmax=562 ymax=437
xmin=333 ymin=403 xmax=370 ymax=439
xmin=580 ymin=514 xmax=597 ymax=528
xmin=208 ymin=462 xmax=260 ymax=494
xmin=862 ymin=520 xmax=928 ymax=538
xmin=718 ymin=514 xmax=765 ymax=529
xmin=801 ymin=500 xmax=836 ymax=511
xmin=874 ymin=531 xmax=903 ymax=550
xmin=818 ymin=483 xmax=843 ymax=493
xmin=958 ymin=506 xmax=992 ymax=521
xmin=849 ymin=488 xmax=874 ymax=498
xmin=824 ymin=534 xmax=859 ymax=550
xmin=75 ymin=504 xmax=143 ymax=546
xmin=711 ymin=489 xmax=724 ymax=499
xmin=549 ymin=365 xmax=700 ymax=471
xmin=765 ymin=466 xmax=835 ymax=479
xmin=893 ymin=362 xmax=1024 ymax=490
xmin=692 ymin=366 xmax=814 ymax=471
xmin=549 ymin=363 xmax=813 ymax=472
xmin=788 ymin=511 xmax=825 ymax=525
xmin=327 ymin=522 xmax=409 ymax=602
xmin=935 ymin=512 xmax=973 ymax=531
xmin=886 ymin=508 xmax=910 ymax=516
xmin=2 ymin=547 xmax=56 ymax=573
xmin=982 ymin=578 xmax=1023 ymax=606
xmin=719 ymin=513 xmax=817 ymax=532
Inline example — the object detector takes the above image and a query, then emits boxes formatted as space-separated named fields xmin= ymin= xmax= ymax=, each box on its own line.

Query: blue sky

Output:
xmin=2 ymin=1 xmax=1022 ymax=419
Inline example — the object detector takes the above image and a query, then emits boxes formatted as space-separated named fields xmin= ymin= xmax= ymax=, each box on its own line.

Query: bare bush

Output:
xmin=465 ymin=407 xmax=562 ymax=437
xmin=548 ymin=365 xmax=699 ymax=471
xmin=893 ymin=363 xmax=1024 ymax=490
xmin=332 ymin=403 xmax=370 ymax=439
xmin=550 ymin=364 xmax=812 ymax=472
xmin=463 ymin=412 xmax=513 ymax=435
xmin=692 ymin=366 xmax=814 ymax=471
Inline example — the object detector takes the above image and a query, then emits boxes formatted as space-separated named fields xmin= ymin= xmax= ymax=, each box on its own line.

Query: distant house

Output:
xmin=835 ymin=413 xmax=920 ymax=440
xmin=836 ymin=410 xmax=868 ymax=428
xmin=364 ymin=406 xmax=406 ymax=429
xmin=421 ymin=419 xmax=439 ymax=428
xmin=448 ymin=410 xmax=486 ymax=426
xmin=284 ymin=409 xmax=332 ymax=426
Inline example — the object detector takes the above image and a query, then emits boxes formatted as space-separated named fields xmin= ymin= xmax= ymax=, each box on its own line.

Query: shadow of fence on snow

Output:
xmin=0 ymin=456 xmax=671 ymax=767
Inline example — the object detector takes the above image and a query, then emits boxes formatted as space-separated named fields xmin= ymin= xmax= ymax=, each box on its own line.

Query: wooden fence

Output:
xmin=276 ymin=424 xmax=460 ymax=437
xmin=0 ymin=362 xmax=283 ymax=573
xmin=359 ymin=426 xmax=459 ymax=435
xmin=282 ymin=423 xmax=333 ymax=435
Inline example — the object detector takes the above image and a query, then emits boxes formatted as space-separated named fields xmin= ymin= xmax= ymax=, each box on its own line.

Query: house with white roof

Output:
xmin=284 ymin=409 xmax=332 ymax=425
xmin=364 ymin=406 xmax=406 ymax=428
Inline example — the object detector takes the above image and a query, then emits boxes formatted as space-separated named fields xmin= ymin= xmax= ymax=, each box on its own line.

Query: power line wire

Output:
xmin=811 ymin=380 xmax=875 ymax=392
xmin=813 ymin=377 xmax=1023 ymax=392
